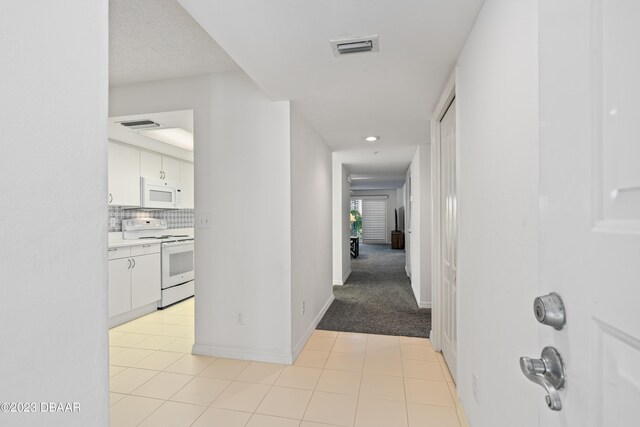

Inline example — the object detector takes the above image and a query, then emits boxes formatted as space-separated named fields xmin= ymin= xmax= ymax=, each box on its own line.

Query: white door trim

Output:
xmin=431 ymin=71 xmax=456 ymax=352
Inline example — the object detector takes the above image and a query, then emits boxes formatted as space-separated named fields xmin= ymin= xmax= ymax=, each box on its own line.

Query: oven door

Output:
xmin=161 ymin=240 xmax=194 ymax=289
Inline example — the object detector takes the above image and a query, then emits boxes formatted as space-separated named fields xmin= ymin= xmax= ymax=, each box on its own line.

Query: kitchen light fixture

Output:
xmin=364 ymin=136 xmax=380 ymax=142
xmin=138 ymin=127 xmax=193 ymax=151
xmin=118 ymin=119 xmax=161 ymax=130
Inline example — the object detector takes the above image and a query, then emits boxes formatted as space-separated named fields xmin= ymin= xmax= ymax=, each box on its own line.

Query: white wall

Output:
xmin=290 ymin=104 xmax=334 ymax=357
xmin=408 ymin=145 xmax=431 ymax=308
xmin=406 ymin=146 xmax=432 ymax=308
xmin=419 ymin=147 xmax=432 ymax=308
xmin=332 ymin=160 xmax=352 ymax=285
xmin=351 ymin=189 xmax=398 ymax=243
xmin=397 ymin=186 xmax=406 ymax=231
xmin=110 ymin=72 xmax=294 ymax=363
xmin=455 ymin=0 xmax=539 ymax=425
xmin=0 ymin=2 xmax=109 ymax=426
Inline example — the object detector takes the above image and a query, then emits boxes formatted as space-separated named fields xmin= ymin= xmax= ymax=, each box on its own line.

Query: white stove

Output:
xmin=122 ymin=218 xmax=191 ymax=241
xmin=122 ymin=218 xmax=194 ymax=308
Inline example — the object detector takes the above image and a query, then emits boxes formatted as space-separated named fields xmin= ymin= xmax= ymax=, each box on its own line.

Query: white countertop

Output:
xmin=108 ymin=228 xmax=194 ymax=248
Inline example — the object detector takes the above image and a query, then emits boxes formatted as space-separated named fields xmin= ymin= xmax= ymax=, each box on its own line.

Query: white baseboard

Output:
xmin=191 ymin=293 xmax=336 ymax=365
xmin=343 ymin=268 xmax=352 ymax=284
xmin=192 ymin=343 xmax=293 ymax=364
xmin=109 ymin=302 xmax=158 ymax=328
xmin=291 ymin=293 xmax=335 ymax=362
xmin=419 ymin=301 xmax=432 ymax=309
xmin=405 ymin=265 xmax=411 ymax=278
xmin=333 ymin=268 xmax=352 ymax=286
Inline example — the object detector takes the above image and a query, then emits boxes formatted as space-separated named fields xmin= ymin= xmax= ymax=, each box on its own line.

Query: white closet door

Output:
xmin=440 ymin=98 xmax=458 ymax=380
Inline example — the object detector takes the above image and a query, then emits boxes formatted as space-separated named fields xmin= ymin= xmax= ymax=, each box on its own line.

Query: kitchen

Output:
xmin=107 ymin=110 xmax=195 ymax=327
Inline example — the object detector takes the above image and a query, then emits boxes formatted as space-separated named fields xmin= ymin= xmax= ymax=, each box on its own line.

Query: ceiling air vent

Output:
xmin=118 ymin=119 xmax=161 ymax=130
xmin=330 ymin=35 xmax=379 ymax=57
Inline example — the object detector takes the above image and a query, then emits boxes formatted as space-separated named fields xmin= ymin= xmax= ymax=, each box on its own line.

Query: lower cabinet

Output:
xmin=108 ymin=258 xmax=132 ymax=318
xmin=131 ymin=253 xmax=161 ymax=308
xmin=108 ymin=245 xmax=161 ymax=319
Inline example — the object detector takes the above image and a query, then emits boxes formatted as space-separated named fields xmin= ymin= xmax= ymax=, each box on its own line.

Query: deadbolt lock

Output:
xmin=533 ymin=292 xmax=566 ymax=330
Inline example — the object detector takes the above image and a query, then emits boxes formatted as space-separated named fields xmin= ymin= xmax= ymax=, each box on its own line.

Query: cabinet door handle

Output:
xmin=109 ymin=193 xmax=113 ymax=204
xmin=108 ymin=248 xmax=117 ymax=252
xmin=127 ymin=259 xmax=132 ymax=269
xmin=131 ymin=258 xmax=136 ymax=268
xmin=141 ymin=244 xmax=151 ymax=248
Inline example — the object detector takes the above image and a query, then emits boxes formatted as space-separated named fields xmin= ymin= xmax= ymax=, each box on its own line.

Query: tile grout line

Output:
xmin=399 ymin=340 xmax=410 ymax=427
xmin=347 ymin=333 xmax=368 ymax=427
xmin=299 ymin=334 xmax=340 ymax=425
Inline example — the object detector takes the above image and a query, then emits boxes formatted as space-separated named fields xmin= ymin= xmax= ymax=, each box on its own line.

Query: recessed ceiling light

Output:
xmin=364 ymin=136 xmax=380 ymax=142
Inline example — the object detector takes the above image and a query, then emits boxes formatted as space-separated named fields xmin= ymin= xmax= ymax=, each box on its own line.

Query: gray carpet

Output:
xmin=317 ymin=243 xmax=431 ymax=337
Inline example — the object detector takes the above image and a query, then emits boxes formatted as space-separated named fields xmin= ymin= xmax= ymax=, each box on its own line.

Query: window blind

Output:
xmin=362 ymin=199 xmax=387 ymax=241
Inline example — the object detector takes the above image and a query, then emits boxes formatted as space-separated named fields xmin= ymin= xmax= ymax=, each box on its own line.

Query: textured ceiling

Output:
xmin=109 ymin=0 xmax=238 ymax=85
xmin=178 ymin=0 xmax=483 ymax=188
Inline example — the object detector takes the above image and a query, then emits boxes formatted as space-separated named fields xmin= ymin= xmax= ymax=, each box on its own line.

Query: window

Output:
xmin=362 ymin=199 xmax=387 ymax=241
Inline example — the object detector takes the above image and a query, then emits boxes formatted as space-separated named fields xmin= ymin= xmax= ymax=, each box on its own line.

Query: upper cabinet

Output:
xmin=108 ymin=142 xmax=140 ymax=207
xmin=179 ymin=161 xmax=194 ymax=209
xmin=109 ymin=141 xmax=193 ymax=209
xmin=141 ymin=151 xmax=181 ymax=182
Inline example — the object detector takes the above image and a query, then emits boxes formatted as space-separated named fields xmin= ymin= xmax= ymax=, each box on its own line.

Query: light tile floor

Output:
xmin=109 ymin=299 xmax=468 ymax=427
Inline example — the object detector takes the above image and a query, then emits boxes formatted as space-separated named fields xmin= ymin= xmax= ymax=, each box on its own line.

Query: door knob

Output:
xmin=520 ymin=346 xmax=566 ymax=411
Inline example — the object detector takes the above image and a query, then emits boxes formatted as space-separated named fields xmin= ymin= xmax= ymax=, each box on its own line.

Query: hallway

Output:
xmin=319 ymin=244 xmax=431 ymax=337
xmin=109 ymin=299 xmax=464 ymax=426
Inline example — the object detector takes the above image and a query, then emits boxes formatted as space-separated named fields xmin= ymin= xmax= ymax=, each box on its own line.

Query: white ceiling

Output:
xmin=109 ymin=1 xmax=483 ymax=189
xmin=178 ymin=0 xmax=484 ymax=188
xmin=108 ymin=110 xmax=194 ymax=161
xmin=335 ymin=146 xmax=418 ymax=190
xmin=109 ymin=0 xmax=238 ymax=86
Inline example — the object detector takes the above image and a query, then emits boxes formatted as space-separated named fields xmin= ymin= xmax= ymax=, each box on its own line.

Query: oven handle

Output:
xmin=162 ymin=241 xmax=194 ymax=248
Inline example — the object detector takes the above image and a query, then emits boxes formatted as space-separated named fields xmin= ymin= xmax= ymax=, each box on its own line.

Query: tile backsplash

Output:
xmin=108 ymin=206 xmax=194 ymax=232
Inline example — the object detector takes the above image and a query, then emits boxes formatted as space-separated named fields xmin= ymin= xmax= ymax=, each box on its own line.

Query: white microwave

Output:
xmin=140 ymin=177 xmax=181 ymax=209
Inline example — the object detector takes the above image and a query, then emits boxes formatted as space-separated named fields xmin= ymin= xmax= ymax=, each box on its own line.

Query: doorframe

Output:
xmin=430 ymin=71 xmax=456 ymax=351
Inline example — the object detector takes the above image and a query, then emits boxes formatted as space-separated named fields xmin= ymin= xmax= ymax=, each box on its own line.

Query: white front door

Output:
xmin=440 ymin=98 xmax=458 ymax=379
xmin=537 ymin=0 xmax=640 ymax=424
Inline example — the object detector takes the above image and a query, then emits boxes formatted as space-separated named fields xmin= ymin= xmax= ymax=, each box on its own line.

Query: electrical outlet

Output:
xmin=109 ymin=217 xmax=117 ymax=228
xmin=235 ymin=312 xmax=244 ymax=325
xmin=302 ymin=301 xmax=306 ymax=315
xmin=197 ymin=214 xmax=211 ymax=229
xmin=472 ymin=373 xmax=480 ymax=402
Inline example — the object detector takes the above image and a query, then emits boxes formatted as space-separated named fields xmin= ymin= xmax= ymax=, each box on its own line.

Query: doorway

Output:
xmin=432 ymin=75 xmax=458 ymax=382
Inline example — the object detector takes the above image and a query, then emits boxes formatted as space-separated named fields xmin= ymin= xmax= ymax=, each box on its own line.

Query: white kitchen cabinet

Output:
xmin=140 ymin=150 xmax=181 ymax=182
xmin=162 ymin=156 xmax=181 ymax=182
xmin=108 ymin=258 xmax=132 ymax=318
xmin=108 ymin=142 xmax=140 ymax=206
xmin=130 ymin=253 xmax=161 ymax=309
xmin=140 ymin=150 xmax=162 ymax=180
xmin=179 ymin=161 xmax=194 ymax=209
xmin=108 ymin=243 xmax=161 ymax=321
